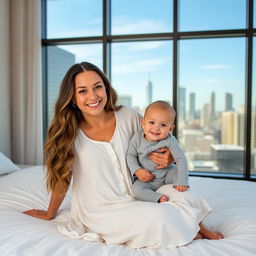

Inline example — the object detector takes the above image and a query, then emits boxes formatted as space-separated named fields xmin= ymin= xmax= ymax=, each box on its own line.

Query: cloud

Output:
xmin=113 ymin=58 xmax=168 ymax=75
xmin=201 ymin=64 xmax=230 ymax=70
xmin=59 ymin=44 xmax=101 ymax=63
xmin=128 ymin=41 xmax=166 ymax=51
xmin=112 ymin=18 xmax=169 ymax=35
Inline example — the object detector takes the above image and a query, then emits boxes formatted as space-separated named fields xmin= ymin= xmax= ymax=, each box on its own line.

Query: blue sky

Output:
xmin=47 ymin=0 xmax=254 ymax=112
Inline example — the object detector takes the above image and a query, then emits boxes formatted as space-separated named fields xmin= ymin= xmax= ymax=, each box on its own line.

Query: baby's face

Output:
xmin=142 ymin=107 xmax=175 ymax=141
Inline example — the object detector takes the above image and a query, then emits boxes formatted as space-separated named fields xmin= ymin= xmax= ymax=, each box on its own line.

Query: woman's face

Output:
xmin=74 ymin=70 xmax=108 ymax=118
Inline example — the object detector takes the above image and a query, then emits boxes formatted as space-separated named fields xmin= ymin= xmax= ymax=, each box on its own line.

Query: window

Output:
xmin=111 ymin=41 xmax=172 ymax=114
xmin=42 ymin=0 xmax=255 ymax=180
xmin=47 ymin=0 xmax=102 ymax=38
xmin=112 ymin=0 xmax=173 ymax=35
xmin=179 ymin=0 xmax=246 ymax=31
xmin=179 ymin=38 xmax=245 ymax=174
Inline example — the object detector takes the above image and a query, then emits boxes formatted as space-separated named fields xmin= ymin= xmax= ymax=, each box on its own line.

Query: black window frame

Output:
xmin=41 ymin=0 xmax=256 ymax=181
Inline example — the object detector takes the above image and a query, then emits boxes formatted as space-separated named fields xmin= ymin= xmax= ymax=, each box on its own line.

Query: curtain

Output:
xmin=10 ymin=0 xmax=43 ymax=165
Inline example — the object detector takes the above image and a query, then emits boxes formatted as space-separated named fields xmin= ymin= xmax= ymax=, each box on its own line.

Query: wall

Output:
xmin=0 ymin=0 xmax=11 ymax=157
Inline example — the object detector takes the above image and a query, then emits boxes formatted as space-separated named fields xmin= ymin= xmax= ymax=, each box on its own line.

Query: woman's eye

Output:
xmin=95 ymin=85 xmax=103 ymax=89
xmin=78 ymin=89 xmax=87 ymax=94
xmin=149 ymin=121 xmax=154 ymax=125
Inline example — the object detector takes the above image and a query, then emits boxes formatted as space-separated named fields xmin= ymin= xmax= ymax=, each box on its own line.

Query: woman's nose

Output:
xmin=87 ymin=89 xmax=97 ymax=99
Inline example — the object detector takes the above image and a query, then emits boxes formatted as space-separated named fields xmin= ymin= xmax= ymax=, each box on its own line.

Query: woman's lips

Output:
xmin=86 ymin=100 xmax=101 ymax=108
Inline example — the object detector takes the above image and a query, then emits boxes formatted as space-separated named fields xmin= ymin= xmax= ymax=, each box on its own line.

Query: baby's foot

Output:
xmin=159 ymin=195 xmax=168 ymax=203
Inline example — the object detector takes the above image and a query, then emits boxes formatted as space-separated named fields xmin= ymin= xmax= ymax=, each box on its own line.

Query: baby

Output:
xmin=127 ymin=101 xmax=189 ymax=203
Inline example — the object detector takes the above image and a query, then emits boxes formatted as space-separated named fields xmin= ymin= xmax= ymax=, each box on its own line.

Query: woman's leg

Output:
xmin=198 ymin=222 xmax=224 ymax=239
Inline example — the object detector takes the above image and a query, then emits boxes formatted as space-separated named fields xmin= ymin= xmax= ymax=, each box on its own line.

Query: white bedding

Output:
xmin=0 ymin=166 xmax=255 ymax=256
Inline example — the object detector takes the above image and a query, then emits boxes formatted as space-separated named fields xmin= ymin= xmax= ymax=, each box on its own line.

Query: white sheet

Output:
xmin=0 ymin=166 xmax=255 ymax=256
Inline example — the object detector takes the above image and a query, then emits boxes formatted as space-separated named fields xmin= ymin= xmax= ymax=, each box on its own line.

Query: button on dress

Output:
xmin=58 ymin=106 xmax=211 ymax=249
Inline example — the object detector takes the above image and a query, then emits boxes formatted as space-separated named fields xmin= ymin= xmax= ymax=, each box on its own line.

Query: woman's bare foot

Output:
xmin=193 ymin=232 xmax=204 ymax=240
xmin=199 ymin=223 xmax=224 ymax=240
xmin=159 ymin=195 xmax=168 ymax=203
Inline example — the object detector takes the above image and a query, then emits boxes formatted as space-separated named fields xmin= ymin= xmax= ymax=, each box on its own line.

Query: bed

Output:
xmin=0 ymin=165 xmax=256 ymax=256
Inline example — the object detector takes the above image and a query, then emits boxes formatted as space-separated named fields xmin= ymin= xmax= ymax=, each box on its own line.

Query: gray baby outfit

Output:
xmin=127 ymin=129 xmax=189 ymax=202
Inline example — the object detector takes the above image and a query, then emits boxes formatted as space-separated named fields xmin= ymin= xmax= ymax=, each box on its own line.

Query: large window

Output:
xmin=179 ymin=0 xmax=246 ymax=31
xmin=47 ymin=0 xmax=102 ymax=38
xmin=42 ymin=0 xmax=256 ymax=180
xmin=112 ymin=0 xmax=173 ymax=35
xmin=179 ymin=38 xmax=245 ymax=174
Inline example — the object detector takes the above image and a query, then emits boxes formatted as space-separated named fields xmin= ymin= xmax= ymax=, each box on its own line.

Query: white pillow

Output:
xmin=0 ymin=152 xmax=20 ymax=176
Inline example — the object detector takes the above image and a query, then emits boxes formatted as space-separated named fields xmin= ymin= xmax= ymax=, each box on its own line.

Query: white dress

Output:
xmin=58 ymin=106 xmax=211 ymax=249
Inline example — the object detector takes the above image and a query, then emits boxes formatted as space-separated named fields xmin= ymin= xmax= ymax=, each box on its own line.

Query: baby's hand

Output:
xmin=135 ymin=168 xmax=155 ymax=182
xmin=159 ymin=195 xmax=169 ymax=203
xmin=174 ymin=185 xmax=189 ymax=192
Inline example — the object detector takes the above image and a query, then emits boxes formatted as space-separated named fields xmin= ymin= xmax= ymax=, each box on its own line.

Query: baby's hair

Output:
xmin=144 ymin=101 xmax=176 ymax=120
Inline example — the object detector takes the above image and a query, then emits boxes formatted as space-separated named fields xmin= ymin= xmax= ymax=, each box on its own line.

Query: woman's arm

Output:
xmin=23 ymin=182 xmax=69 ymax=220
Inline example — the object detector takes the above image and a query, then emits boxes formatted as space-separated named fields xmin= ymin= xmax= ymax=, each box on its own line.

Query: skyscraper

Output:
xmin=179 ymin=87 xmax=186 ymax=121
xmin=189 ymin=92 xmax=196 ymax=120
xmin=210 ymin=92 xmax=215 ymax=119
xmin=221 ymin=107 xmax=244 ymax=146
xmin=225 ymin=93 xmax=233 ymax=111
xmin=146 ymin=74 xmax=153 ymax=105
xmin=221 ymin=111 xmax=235 ymax=144
xmin=48 ymin=46 xmax=75 ymax=122
xmin=200 ymin=103 xmax=211 ymax=128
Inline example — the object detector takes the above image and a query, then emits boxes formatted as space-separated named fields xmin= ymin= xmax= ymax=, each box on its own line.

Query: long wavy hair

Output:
xmin=44 ymin=62 xmax=121 ymax=193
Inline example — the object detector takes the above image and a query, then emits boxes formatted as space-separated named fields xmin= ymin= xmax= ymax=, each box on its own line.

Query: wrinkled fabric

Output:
xmin=1 ymin=166 xmax=256 ymax=255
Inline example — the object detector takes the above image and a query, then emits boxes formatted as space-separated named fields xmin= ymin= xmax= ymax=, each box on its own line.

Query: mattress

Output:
xmin=0 ymin=166 xmax=255 ymax=256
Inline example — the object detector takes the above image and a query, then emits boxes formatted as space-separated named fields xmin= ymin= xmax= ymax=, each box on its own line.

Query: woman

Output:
xmin=24 ymin=62 xmax=223 ymax=248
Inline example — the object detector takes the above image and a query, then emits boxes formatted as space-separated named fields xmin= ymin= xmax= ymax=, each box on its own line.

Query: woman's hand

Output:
xmin=23 ymin=182 xmax=69 ymax=221
xmin=149 ymin=147 xmax=174 ymax=169
xmin=23 ymin=209 xmax=55 ymax=220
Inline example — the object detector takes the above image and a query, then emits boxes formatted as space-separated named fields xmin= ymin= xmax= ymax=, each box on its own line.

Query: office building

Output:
xmin=178 ymin=87 xmax=186 ymax=121
xmin=48 ymin=46 xmax=75 ymax=122
xmin=225 ymin=92 xmax=233 ymax=111
xmin=189 ymin=92 xmax=196 ymax=120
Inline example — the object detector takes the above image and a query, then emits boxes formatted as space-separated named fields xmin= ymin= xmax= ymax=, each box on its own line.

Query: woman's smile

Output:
xmin=86 ymin=100 xmax=101 ymax=108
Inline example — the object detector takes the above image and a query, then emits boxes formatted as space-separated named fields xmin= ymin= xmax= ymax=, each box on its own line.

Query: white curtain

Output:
xmin=10 ymin=0 xmax=43 ymax=165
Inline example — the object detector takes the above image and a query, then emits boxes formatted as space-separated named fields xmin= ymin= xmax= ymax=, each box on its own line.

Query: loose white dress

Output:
xmin=58 ymin=106 xmax=211 ymax=249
